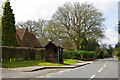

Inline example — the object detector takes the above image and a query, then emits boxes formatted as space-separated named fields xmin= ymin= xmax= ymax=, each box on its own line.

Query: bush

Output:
xmin=63 ymin=50 xmax=95 ymax=61
xmin=2 ymin=46 xmax=45 ymax=61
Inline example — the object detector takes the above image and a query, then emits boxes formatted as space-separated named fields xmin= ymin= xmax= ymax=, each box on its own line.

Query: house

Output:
xmin=16 ymin=28 xmax=42 ymax=48
xmin=44 ymin=41 xmax=64 ymax=63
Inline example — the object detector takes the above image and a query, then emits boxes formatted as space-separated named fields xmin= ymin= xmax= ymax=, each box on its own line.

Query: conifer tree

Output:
xmin=2 ymin=0 xmax=18 ymax=46
xmin=118 ymin=21 xmax=120 ymax=34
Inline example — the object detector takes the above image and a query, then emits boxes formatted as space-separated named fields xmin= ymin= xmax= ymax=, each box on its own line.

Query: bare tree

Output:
xmin=16 ymin=19 xmax=46 ymax=37
xmin=37 ymin=19 xmax=46 ymax=37
xmin=45 ymin=20 xmax=67 ymax=38
xmin=52 ymin=2 xmax=105 ymax=50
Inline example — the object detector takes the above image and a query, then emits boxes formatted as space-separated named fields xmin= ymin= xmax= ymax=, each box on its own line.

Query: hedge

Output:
xmin=2 ymin=46 xmax=45 ymax=61
xmin=63 ymin=50 xmax=95 ymax=61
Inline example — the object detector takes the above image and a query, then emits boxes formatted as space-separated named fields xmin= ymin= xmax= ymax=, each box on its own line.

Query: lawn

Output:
xmin=2 ymin=59 xmax=79 ymax=68
xmin=118 ymin=57 xmax=120 ymax=61
xmin=64 ymin=59 xmax=79 ymax=65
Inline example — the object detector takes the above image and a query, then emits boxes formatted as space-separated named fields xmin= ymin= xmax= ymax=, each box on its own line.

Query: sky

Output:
xmin=0 ymin=0 xmax=119 ymax=47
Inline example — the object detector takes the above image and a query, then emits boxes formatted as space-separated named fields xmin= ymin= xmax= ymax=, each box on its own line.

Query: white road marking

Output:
xmin=98 ymin=68 xmax=103 ymax=72
xmin=90 ymin=75 xmax=96 ymax=78
xmin=88 ymin=75 xmax=96 ymax=80
xmin=104 ymin=65 xmax=106 ymax=67
xmin=104 ymin=61 xmax=108 ymax=67
xmin=90 ymin=75 xmax=96 ymax=79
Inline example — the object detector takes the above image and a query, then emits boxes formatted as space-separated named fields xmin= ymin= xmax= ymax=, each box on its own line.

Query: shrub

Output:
xmin=63 ymin=50 xmax=95 ymax=61
xmin=2 ymin=46 xmax=45 ymax=61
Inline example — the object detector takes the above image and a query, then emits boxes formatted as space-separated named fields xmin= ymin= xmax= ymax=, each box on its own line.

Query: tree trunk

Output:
xmin=76 ymin=45 xmax=80 ymax=50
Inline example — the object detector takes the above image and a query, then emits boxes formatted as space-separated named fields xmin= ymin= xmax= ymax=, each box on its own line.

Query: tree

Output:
xmin=112 ymin=43 xmax=119 ymax=57
xmin=37 ymin=19 xmax=47 ymax=37
xmin=0 ymin=18 xmax=2 ymax=46
xmin=2 ymin=1 xmax=18 ymax=46
xmin=103 ymin=49 xmax=109 ymax=58
xmin=107 ymin=44 xmax=113 ymax=57
xmin=100 ymin=44 xmax=113 ymax=58
xmin=0 ymin=1 xmax=4 ymax=46
xmin=52 ymin=2 xmax=105 ymax=50
xmin=86 ymin=38 xmax=99 ymax=51
xmin=44 ymin=20 xmax=67 ymax=38
xmin=80 ymin=37 xmax=88 ymax=50
xmin=0 ymin=1 xmax=4 ymax=17
xmin=16 ymin=19 xmax=46 ymax=37
xmin=118 ymin=21 xmax=120 ymax=34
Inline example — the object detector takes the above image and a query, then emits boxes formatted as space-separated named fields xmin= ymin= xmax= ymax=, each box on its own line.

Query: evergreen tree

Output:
xmin=2 ymin=1 xmax=18 ymax=46
xmin=0 ymin=18 xmax=2 ymax=46
xmin=118 ymin=21 xmax=120 ymax=34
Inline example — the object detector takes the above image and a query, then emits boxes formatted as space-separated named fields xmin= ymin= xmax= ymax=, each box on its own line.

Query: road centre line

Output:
xmin=90 ymin=75 xmax=96 ymax=78
xmin=104 ymin=65 xmax=106 ymax=67
xmin=104 ymin=61 xmax=108 ymax=67
xmin=88 ymin=75 xmax=96 ymax=80
xmin=98 ymin=68 xmax=103 ymax=72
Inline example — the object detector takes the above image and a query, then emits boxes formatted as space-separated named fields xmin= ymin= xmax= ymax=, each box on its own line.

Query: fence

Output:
xmin=2 ymin=46 xmax=45 ymax=61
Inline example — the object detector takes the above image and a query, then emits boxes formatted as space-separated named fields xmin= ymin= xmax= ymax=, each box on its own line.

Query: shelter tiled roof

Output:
xmin=37 ymin=37 xmax=74 ymax=50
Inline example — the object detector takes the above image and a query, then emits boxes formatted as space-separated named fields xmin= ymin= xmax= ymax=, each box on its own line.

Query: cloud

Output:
xmin=102 ymin=25 xmax=118 ymax=47
xmin=9 ymin=0 xmax=119 ymax=22
xmin=2 ymin=0 xmax=119 ymax=47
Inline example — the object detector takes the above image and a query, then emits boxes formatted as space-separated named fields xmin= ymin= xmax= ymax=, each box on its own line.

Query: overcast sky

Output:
xmin=0 ymin=0 xmax=119 ymax=47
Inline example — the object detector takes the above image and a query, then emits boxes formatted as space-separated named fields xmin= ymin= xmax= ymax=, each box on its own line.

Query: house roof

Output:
xmin=16 ymin=28 xmax=42 ymax=48
xmin=28 ymin=32 xmax=43 ymax=48
xmin=16 ymin=28 xmax=26 ymax=41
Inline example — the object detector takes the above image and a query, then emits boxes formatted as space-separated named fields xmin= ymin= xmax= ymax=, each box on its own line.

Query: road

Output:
xmin=2 ymin=68 xmax=66 ymax=78
xmin=40 ymin=58 xmax=119 ymax=79
xmin=2 ymin=58 xmax=120 ymax=80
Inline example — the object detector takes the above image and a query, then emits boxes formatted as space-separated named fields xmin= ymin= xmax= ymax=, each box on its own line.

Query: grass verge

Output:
xmin=2 ymin=59 xmax=79 ymax=68
xmin=118 ymin=57 xmax=120 ymax=61
xmin=64 ymin=59 xmax=79 ymax=65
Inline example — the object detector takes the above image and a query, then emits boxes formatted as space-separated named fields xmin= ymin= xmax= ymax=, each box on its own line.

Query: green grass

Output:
xmin=2 ymin=59 xmax=79 ymax=68
xmin=64 ymin=59 xmax=79 ymax=65
xmin=118 ymin=57 xmax=120 ymax=61
xmin=0 ymin=62 xmax=2 ymax=67
xmin=2 ymin=59 xmax=63 ymax=68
